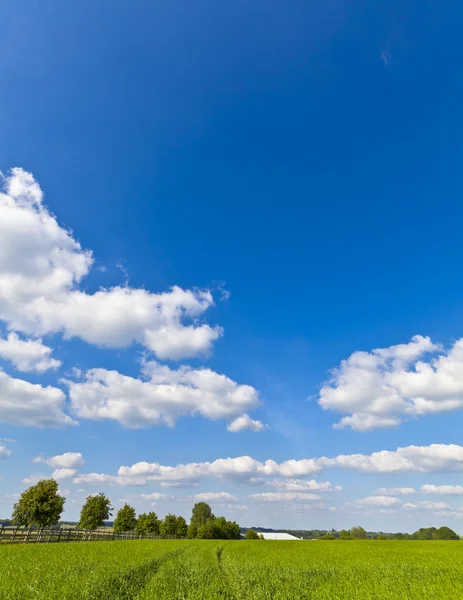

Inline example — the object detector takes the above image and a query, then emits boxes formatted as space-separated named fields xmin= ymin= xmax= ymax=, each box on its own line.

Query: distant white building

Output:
xmin=260 ymin=532 xmax=301 ymax=540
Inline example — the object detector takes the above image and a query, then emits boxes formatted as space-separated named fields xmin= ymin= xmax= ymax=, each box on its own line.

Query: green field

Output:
xmin=1 ymin=539 xmax=462 ymax=599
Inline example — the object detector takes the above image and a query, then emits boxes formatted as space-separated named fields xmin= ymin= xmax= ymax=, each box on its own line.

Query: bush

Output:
xmin=245 ymin=529 xmax=259 ymax=540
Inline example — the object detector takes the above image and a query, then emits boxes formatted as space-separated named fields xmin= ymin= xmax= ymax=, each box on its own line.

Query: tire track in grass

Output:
xmin=89 ymin=547 xmax=186 ymax=599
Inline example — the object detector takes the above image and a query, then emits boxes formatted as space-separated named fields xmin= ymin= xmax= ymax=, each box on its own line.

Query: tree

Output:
xmin=135 ymin=512 xmax=160 ymax=535
xmin=377 ymin=535 xmax=388 ymax=540
xmin=246 ymin=529 xmax=259 ymax=540
xmin=191 ymin=502 xmax=214 ymax=527
xmin=79 ymin=493 xmax=113 ymax=530
xmin=340 ymin=529 xmax=352 ymax=540
xmin=160 ymin=514 xmax=178 ymax=537
xmin=350 ymin=526 xmax=367 ymax=539
xmin=11 ymin=479 xmax=65 ymax=528
xmin=437 ymin=526 xmax=459 ymax=540
xmin=114 ymin=503 xmax=137 ymax=533
xmin=176 ymin=515 xmax=188 ymax=537
xmin=187 ymin=522 xmax=198 ymax=539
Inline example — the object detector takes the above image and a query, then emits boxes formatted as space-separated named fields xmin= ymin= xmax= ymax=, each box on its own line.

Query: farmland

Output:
xmin=1 ymin=540 xmax=463 ymax=599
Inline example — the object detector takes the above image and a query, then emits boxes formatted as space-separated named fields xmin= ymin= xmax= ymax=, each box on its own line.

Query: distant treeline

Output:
xmin=242 ymin=526 xmax=460 ymax=540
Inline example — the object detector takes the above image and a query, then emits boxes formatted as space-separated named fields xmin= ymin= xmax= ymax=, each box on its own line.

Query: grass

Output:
xmin=1 ymin=539 xmax=463 ymax=599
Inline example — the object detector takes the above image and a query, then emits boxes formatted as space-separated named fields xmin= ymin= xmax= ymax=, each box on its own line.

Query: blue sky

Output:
xmin=2 ymin=0 xmax=463 ymax=532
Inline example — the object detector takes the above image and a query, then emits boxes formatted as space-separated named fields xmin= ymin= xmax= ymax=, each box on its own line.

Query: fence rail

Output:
xmin=0 ymin=526 xmax=180 ymax=544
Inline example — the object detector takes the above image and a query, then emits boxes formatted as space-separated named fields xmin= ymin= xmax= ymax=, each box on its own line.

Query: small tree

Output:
xmin=135 ymin=512 xmax=160 ymax=535
xmin=11 ymin=479 xmax=65 ymax=528
xmin=437 ymin=526 xmax=459 ymax=540
xmin=191 ymin=502 xmax=214 ymax=527
xmin=340 ymin=529 xmax=353 ymax=540
xmin=187 ymin=522 xmax=198 ymax=539
xmin=246 ymin=529 xmax=259 ymax=540
xmin=114 ymin=503 xmax=137 ymax=533
xmin=350 ymin=526 xmax=367 ymax=539
xmin=160 ymin=514 xmax=178 ymax=537
xmin=176 ymin=515 xmax=188 ymax=537
xmin=79 ymin=493 xmax=113 ymax=530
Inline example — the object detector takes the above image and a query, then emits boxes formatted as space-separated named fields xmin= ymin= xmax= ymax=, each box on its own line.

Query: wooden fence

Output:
xmin=0 ymin=526 xmax=180 ymax=544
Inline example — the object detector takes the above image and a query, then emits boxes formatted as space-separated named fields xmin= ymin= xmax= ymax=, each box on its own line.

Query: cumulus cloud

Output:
xmin=215 ymin=503 xmax=248 ymax=512
xmin=193 ymin=492 xmax=239 ymax=503
xmin=76 ymin=456 xmax=321 ymax=488
xmin=65 ymin=361 xmax=260 ymax=428
xmin=321 ymin=444 xmax=463 ymax=473
xmin=250 ymin=492 xmax=321 ymax=502
xmin=318 ymin=335 xmax=463 ymax=430
xmin=420 ymin=484 xmax=463 ymax=495
xmin=0 ymin=445 xmax=11 ymax=460
xmin=0 ymin=369 xmax=75 ymax=427
xmin=34 ymin=452 xmax=84 ymax=469
xmin=73 ymin=443 xmax=463 ymax=490
xmin=351 ymin=495 xmax=402 ymax=507
xmin=401 ymin=501 xmax=451 ymax=511
xmin=51 ymin=468 xmax=77 ymax=480
xmin=0 ymin=333 xmax=61 ymax=372
xmin=0 ymin=168 xmax=221 ymax=360
xmin=227 ymin=414 xmax=266 ymax=433
xmin=373 ymin=487 xmax=415 ymax=496
xmin=267 ymin=479 xmax=341 ymax=492
xmin=140 ymin=492 xmax=169 ymax=501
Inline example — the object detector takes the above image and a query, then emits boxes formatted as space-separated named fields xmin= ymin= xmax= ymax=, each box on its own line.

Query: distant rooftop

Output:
xmin=260 ymin=532 xmax=301 ymax=540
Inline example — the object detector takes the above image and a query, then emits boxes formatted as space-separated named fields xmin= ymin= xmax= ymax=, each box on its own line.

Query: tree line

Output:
xmin=9 ymin=479 xmax=241 ymax=539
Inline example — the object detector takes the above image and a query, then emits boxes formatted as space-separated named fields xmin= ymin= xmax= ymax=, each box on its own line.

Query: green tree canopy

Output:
xmin=187 ymin=522 xmax=198 ymax=539
xmin=160 ymin=514 xmax=178 ymax=537
xmin=340 ymin=529 xmax=353 ymax=540
xmin=79 ymin=493 xmax=113 ymax=530
xmin=114 ymin=503 xmax=137 ymax=533
xmin=191 ymin=502 xmax=214 ymax=527
xmin=135 ymin=512 xmax=160 ymax=535
xmin=245 ymin=529 xmax=259 ymax=540
xmin=176 ymin=515 xmax=188 ymax=537
xmin=350 ymin=526 xmax=367 ymax=539
xmin=11 ymin=479 xmax=65 ymax=528
xmin=437 ymin=526 xmax=459 ymax=540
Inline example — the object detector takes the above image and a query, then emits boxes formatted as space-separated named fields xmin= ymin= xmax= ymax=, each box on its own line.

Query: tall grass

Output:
xmin=1 ymin=539 xmax=463 ymax=599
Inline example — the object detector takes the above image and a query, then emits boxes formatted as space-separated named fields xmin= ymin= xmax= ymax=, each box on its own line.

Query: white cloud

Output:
xmin=0 ymin=168 xmax=221 ymax=360
xmin=193 ymin=492 xmax=239 ymax=503
xmin=215 ymin=503 xmax=248 ymax=512
xmin=140 ymin=493 xmax=169 ymax=501
xmin=0 ymin=333 xmax=61 ymax=372
xmin=0 ymin=369 xmax=75 ymax=427
xmin=401 ymin=501 xmax=451 ymax=511
xmin=373 ymin=487 xmax=415 ymax=496
xmin=320 ymin=444 xmax=463 ymax=473
xmin=333 ymin=414 xmax=401 ymax=432
xmin=74 ymin=443 xmax=463 ymax=490
xmin=352 ymin=495 xmax=401 ymax=507
xmin=34 ymin=452 xmax=84 ymax=469
xmin=52 ymin=468 xmax=77 ymax=480
xmin=22 ymin=474 xmax=42 ymax=484
xmin=250 ymin=492 xmax=321 ymax=502
xmin=318 ymin=335 xmax=463 ymax=430
xmin=65 ymin=361 xmax=260 ymax=428
xmin=73 ymin=473 xmax=146 ymax=486
xmin=227 ymin=414 xmax=266 ymax=433
xmin=117 ymin=455 xmax=321 ymax=486
xmin=267 ymin=479 xmax=341 ymax=492
xmin=420 ymin=484 xmax=463 ymax=495
xmin=0 ymin=445 xmax=11 ymax=460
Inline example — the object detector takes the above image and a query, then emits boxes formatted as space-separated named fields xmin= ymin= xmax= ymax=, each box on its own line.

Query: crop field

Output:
xmin=1 ymin=539 xmax=463 ymax=599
